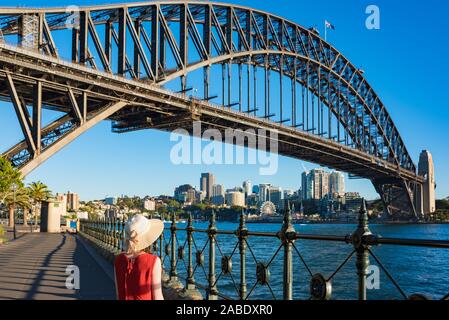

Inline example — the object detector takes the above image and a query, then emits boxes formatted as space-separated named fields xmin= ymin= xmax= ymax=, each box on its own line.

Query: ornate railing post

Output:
xmin=237 ymin=209 xmax=248 ymax=300
xmin=207 ymin=210 xmax=218 ymax=300
xmin=281 ymin=202 xmax=295 ymax=300
xmin=101 ymin=217 xmax=106 ymax=244
xmin=182 ymin=212 xmax=202 ymax=299
xmin=106 ymin=217 xmax=111 ymax=247
xmin=352 ymin=199 xmax=372 ymax=300
xmin=120 ymin=217 xmax=125 ymax=252
xmin=186 ymin=212 xmax=195 ymax=290
xmin=168 ymin=212 xmax=182 ymax=288
xmin=112 ymin=217 xmax=117 ymax=252
xmin=118 ymin=217 xmax=123 ymax=252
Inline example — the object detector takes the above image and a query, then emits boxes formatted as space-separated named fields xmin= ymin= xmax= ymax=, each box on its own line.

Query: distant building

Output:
xmin=344 ymin=192 xmax=362 ymax=212
xmin=200 ymin=173 xmax=216 ymax=199
xmin=329 ymin=171 xmax=345 ymax=196
xmin=417 ymin=150 xmax=436 ymax=215
xmin=54 ymin=193 xmax=67 ymax=217
xmin=246 ymin=194 xmax=259 ymax=206
xmin=259 ymin=184 xmax=271 ymax=203
xmin=283 ymin=190 xmax=295 ymax=199
xmin=174 ymin=184 xmax=194 ymax=202
xmin=66 ymin=192 xmax=79 ymax=211
xmin=143 ymin=198 xmax=156 ymax=211
xmin=196 ymin=190 xmax=206 ymax=203
xmin=301 ymin=171 xmax=311 ymax=200
xmin=225 ymin=191 xmax=245 ymax=207
xmin=243 ymin=180 xmax=252 ymax=198
xmin=252 ymin=185 xmax=260 ymax=195
xmin=302 ymin=169 xmax=334 ymax=200
xmin=211 ymin=184 xmax=225 ymax=206
xmin=269 ymin=186 xmax=283 ymax=209
xmin=105 ymin=197 xmax=117 ymax=206
xmin=185 ymin=189 xmax=197 ymax=204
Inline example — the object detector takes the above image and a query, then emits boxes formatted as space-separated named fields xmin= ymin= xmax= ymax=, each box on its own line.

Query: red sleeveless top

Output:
xmin=114 ymin=253 xmax=158 ymax=300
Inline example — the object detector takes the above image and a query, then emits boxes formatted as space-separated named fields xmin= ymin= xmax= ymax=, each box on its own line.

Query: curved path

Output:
xmin=0 ymin=232 xmax=115 ymax=300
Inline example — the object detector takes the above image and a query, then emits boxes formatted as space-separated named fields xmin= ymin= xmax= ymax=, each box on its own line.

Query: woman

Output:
xmin=114 ymin=214 xmax=164 ymax=300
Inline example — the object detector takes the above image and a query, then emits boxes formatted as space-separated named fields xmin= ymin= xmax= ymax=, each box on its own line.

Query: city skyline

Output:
xmin=0 ymin=0 xmax=448 ymax=203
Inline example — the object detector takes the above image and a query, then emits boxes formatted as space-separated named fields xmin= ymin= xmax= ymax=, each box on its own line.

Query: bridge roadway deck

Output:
xmin=0 ymin=231 xmax=115 ymax=300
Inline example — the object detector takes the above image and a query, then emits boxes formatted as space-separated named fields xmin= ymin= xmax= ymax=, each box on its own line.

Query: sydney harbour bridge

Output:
xmin=0 ymin=1 xmax=429 ymax=218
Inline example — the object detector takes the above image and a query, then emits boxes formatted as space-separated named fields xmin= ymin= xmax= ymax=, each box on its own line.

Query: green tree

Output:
xmin=28 ymin=181 xmax=52 ymax=227
xmin=0 ymin=157 xmax=24 ymax=227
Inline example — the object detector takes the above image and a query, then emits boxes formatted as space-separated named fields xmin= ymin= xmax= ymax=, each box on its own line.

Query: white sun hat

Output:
xmin=124 ymin=214 xmax=164 ymax=252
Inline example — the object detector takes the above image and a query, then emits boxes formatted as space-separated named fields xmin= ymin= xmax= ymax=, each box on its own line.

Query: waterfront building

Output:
xmin=174 ymin=184 xmax=195 ymax=202
xmin=225 ymin=191 xmax=245 ymax=207
xmin=143 ymin=198 xmax=156 ymax=211
xmin=344 ymin=192 xmax=362 ymax=212
xmin=302 ymin=169 xmax=330 ymax=200
xmin=246 ymin=194 xmax=259 ymax=206
xmin=329 ymin=171 xmax=345 ymax=196
xmin=66 ymin=191 xmax=79 ymax=211
xmin=259 ymin=184 xmax=271 ymax=203
xmin=211 ymin=184 xmax=225 ymax=206
xmin=200 ymin=173 xmax=216 ymax=199
xmin=269 ymin=186 xmax=283 ymax=209
xmin=196 ymin=190 xmax=206 ymax=204
xmin=417 ymin=150 xmax=436 ymax=215
xmin=186 ymin=189 xmax=196 ymax=204
xmin=311 ymin=169 xmax=329 ymax=200
xmin=243 ymin=180 xmax=252 ymax=198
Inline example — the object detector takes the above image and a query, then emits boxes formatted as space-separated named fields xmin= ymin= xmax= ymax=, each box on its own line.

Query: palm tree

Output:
xmin=28 ymin=181 xmax=52 ymax=227
xmin=4 ymin=186 xmax=31 ymax=227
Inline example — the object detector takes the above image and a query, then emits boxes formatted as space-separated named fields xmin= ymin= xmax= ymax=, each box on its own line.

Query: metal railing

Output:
xmin=79 ymin=201 xmax=449 ymax=300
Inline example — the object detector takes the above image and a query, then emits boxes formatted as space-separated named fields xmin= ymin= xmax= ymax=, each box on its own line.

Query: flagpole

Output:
xmin=324 ymin=21 xmax=327 ymax=41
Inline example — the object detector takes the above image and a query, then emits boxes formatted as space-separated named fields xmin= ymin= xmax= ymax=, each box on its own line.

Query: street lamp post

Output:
xmin=12 ymin=183 xmax=17 ymax=240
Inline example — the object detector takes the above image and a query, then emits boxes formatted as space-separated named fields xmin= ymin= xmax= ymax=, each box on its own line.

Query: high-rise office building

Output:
xmin=302 ymin=169 xmax=331 ymax=200
xmin=211 ymin=184 xmax=225 ymax=205
xmin=259 ymin=184 xmax=271 ymax=203
xmin=243 ymin=181 xmax=252 ymax=198
xmin=200 ymin=173 xmax=216 ymax=199
xmin=301 ymin=171 xmax=309 ymax=200
xmin=269 ymin=186 xmax=283 ymax=208
xmin=310 ymin=169 xmax=329 ymax=200
xmin=417 ymin=150 xmax=436 ymax=215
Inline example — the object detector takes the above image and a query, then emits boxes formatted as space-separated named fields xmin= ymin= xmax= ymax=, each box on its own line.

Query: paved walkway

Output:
xmin=0 ymin=232 xmax=115 ymax=300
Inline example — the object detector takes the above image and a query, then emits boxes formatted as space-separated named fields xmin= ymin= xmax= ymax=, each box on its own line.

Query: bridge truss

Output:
xmin=0 ymin=1 xmax=424 ymax=217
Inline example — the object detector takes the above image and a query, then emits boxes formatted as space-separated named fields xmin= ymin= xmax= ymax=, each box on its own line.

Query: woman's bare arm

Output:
xmin=152 ymin=257 xmax=164 ymax=300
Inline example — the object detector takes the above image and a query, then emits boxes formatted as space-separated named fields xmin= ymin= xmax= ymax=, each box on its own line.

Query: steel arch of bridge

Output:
xmin=0 ymin=1 xmax=423 ymax=217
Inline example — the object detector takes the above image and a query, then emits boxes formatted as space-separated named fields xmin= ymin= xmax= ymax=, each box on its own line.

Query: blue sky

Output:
xmin=1 ymin=0 xmax=448 ymax=201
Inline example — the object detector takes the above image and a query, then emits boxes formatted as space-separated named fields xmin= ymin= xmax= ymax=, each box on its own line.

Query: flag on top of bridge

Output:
xmin=325 ymin=20 xmax=335 ymax=30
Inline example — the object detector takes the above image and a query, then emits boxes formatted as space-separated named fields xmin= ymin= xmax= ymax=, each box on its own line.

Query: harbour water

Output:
xmin=162 ymin=222 xmax=449 ymax=300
